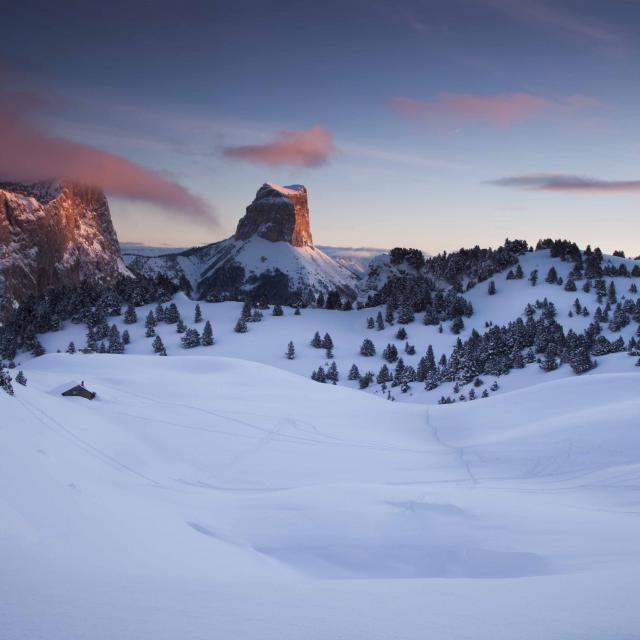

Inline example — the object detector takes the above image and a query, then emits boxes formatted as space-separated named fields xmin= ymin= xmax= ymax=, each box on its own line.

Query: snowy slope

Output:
xmin=2 ymin=354 xmax=640 ymax=639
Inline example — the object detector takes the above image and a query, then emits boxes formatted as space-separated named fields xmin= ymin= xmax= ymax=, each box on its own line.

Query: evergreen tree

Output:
xmin=66 ymin=341 xmax=76 ymax=354
xmin=488 ymin=280 xmax=497 ymax=295
xmin=145 ymin=310 xmax=157 ymax=330
xmin=490 ymin=380 xmax=499 ymax=392
xmin=251 ymin=309 xmax=263 ymax=323
xmin=366 ymin=317 xmax=375 ymax=329
xmin=395 ymin=327 xmax=407 ymax=340
xmin=272 ymin=304 xmax=284 ymax=317
xmin=155 ymin=303 xmax=166 ymax=322
xmin=234 ymin=317 xmax=248 ymax=333
xmin=194 ymin=303 xmax=203 ymax=323
xmin=294 ymin=306 xmax=301 ymax=316
xmin=286 ymin=341 xmax=295 ymax=360
xmin=570 ymin=347 xmax=596 ymax=374
xmin=165 ymin=303 xmax=180 ymax=324
xmin=376 ymin=364 xmax=392 ymax=385
xmin=152 ymin=335 xmax=167 ymax=356
xmin=359 ymin=371 xmax=374 ymax=389
xmin=176 ymin=318 xmax=186 ymax=334
xmin=404 ymin=342 xmax=416 ymax=355
xmin=564 ymin=278 xmax=577 ymax=292
xmin=122 ymin=330 xmax=130 ymax=345
xmin=32 ymin=339 xmax=45 ymax=357
xmin=469 ymin=388 xmax=476 ymax=400
xmin=482 ymin=389 xmax=489 ymax=398
xmin=123 ymin=303 xmax=138 ymax=324
xmin=202 ymin=320 xmax=214 ymax=346
xmin=181 ymin=328 xmax=201 ymax=349
xmin=608 ymin=281 xmax=617 ymax=304
xmin=311 ymin=330 xmax=323 ymax=348
xmin=376 ymin=312 xmax=385 ymax=331
xmin=539 ymin=345 xmax=559 ymax=372
xmin=0 ymin=365 xmax=14 ymax=396
xmin=348 ymin=363 xmax=360 ymax=380
xmin=545 ymin=267 xmax=558 ymax=284
xmin=515 ymin=264 xmax=524 ymax=279
xmin=451 ymin=316 xmax=464 ymax=334
xmin=382 ymin=343 xmax=399 ymax=363
xmin=15 ymin=370 xmax=27 ymax=386
xmin=385 ymin=303 xmax=395 ymax=325
xmin=326 ymin=361 xmax=339 ymax=383
xmin=397 ymin=302 xmax=415 ymax=324
xmin=321 ymin=333 xmax=334 ymax=350
xmin=241 ymin=300 xmax=253 ymax=320
xmin=145 ymin=324 xmax=156 ymax=338
xmin=360 ymin=338 xmax=376 ymax=356
xmin=529 ymin=269 xmax=538 ymax=286
xmin=108 ymin=326 xmax=124 ymax=354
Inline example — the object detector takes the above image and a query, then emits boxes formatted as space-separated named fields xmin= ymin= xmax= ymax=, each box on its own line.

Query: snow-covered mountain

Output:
xmin=316 ymin=245 xmax=386 ymax=276
xmin=0 ymin=181 xmax=127 ymax=317
xmin=124 ymin=183 xmax=359 ymax=304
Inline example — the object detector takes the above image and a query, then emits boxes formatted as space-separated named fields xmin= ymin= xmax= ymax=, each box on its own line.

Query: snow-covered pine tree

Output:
xmin=32 ymin=339 xmax=45 ymax=357
xmin=165 ymin=303 xmax=180 ymax=324
xmin=0 ymin=365 xmax=14 ymax=395
xmin=67 ymin=341 xmax=76 ymax=354
xmin=286 ymin=341 xmax=295 ymax=359
xmin=15 ymin=370 xmax=27 ymax=386
xmin=152 ymin=335 xmax=167 ymax=356
xmin=488 ymin=280 xmax=497 ymax=295
xmin=124 ymin=303 xmax=138 ymax=324
xmin=367 ymin=317 xmax=375 ymax=329
xmin=176 ymin=318 xmax=186 ymax=334
xmin=155 ymin=303 xmax=166 ymax=322
xmin=311 ymin=331 xmax=323 ymax=348
xmin=181 ymin=328 xmax=201 ymax=349
xmin=348 ymin=363 xmax=360 ymax=380
xmin=326 ymin=361 xmax=339 ymax=383
xmin=122 ymin=330 xmax=130 ymax=345
xmin=202 ymin=321 xmax=214 ymax=346
xmin=360 ymin=338 xmax=376 ymax=356
xmin=359 ymin=371 xmax=374 ymax=389
xmin=395 ymin=327 xmax=407 ymax=340
xmin=382 ymin=343 xmax=398 ymax=363
xmin=194 ymin=304 xmax=203 ymax=323
xmin=529 ymin=269 xmax=538 ymax=286
xmin=450 ymin=316 xmax=464 ymax=334
xmin=376 ymin=312 xmax=385 ymax=330
xmin=272 ymin=304 xmax=284 ymax=317
xmin=234 ymin=317 xmax=248 ymax=333
xmin=321 ymin=333 xmax=334 ymax=350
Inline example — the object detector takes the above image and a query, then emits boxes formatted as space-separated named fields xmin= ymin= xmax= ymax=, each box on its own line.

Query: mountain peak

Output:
xmin=235 ymin=182 xmax=313 ymax=247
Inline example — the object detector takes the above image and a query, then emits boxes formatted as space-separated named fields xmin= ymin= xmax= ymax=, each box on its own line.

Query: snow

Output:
xmin=2 ymin=353 xmax=640 ymax=639
xmin=265 ymin=182 xmax=307 ymax=196
xmin=3 ymin=247 xmax=640 ymax=638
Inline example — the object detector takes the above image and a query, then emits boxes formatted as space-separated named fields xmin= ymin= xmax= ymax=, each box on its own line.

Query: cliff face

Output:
xmin=124 ymin=182 xmax=358 ymax=304
xmin=0 ymin=181 xmax=126 ymax=315
xmin=235 ymin=183 xmax=313 ymax=247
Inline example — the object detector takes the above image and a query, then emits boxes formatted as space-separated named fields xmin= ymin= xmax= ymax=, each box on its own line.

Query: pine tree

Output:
xmin=152 ymin=335 xmax=167 ymax=356
xmin=15 ymin=370 xmax=27 ymax=386
xmin=481 ymin=389 xmax=489 ymax=398
xmin=564 ymin=278 xmax=577 ymax=292
xmin=108 ymin=325 xmax=124 ymax=354
xmin=348 ymin=363 xmax=360 ymax=380
xmin=311 ymin=331 xmax=323 ymax=348
xmin=366 ymin=317 xmax=375 ymax=329
xmin=385 ymin=303 xmax=395 ymax=325
xmin=395 ymin=327 xmax=407 ymax=340
xmin=0 ymin=365 xmax=14 ymax=396
xmin=515 ymin=264 xmax=524 ymax=279
xmin=66 ymin=341 xmax=76 ymax=354
xmin=165 ymin=303 xmax=180 ymax=324
xmin=321 ymin=333 xmax=334 ymax=350
xmin=145 ymin=324 xmax=156 ymax=338
xmin=570 ymin=348 xmax=596 ymax=374
xmin=451 ymin=316 xmax=464 ymax=334
xmin=326 ymin=361 xmax=339 ymax=383
xmin=490 ymin=380 xmax=499 ymax=392
xmin=194 ymin=304 xmax=203 ymax=323
xmin=122 ymin=330 xmax=130 ymax=345
xmin=376 ymin=364 xmax=392 ymax=385
xmin=360 ymin=338 xmax=376 ymax=356
xmin=241 ymin=300 xmax=253 ymax=320
xmin=202 ymin=320 xmax=214 ymax=346
xmin=181 ymin=328 xmax=201 ymax=349
xmin=294 ymin=306 xmax=301 ymax=316
xmin=539 ymin=345 xmax=559 ymax=372
xmin=376 ymin=312 xmax=385 ymax=331
xmin=272 ymin=304 xmax=284 ymax=316
xmin=155 ymin=303 xmax=166 ymax=322
xmin=32 ymin=339 xmax=45 ymax=357
xmin=529 ymin=270 xmax=538 ymax=286
xmin=176 ymin=318 xmax=186 ymax=334
xmin=145 ymin=310 xmax=157 ymax=329
xmin=286 ymin=341 xmax=295 ymax=359
xmin=397 ymin=302 xmax=414 ymax=324
xmin=469 ymin=388 xmax=476 ymax=400
xmin=404 ymin=342 xmax=416 ymax=355
xmin=124 ymin=303 xmax=138 ymax=324
xmin=545 ymin=267 xmax=558 ymax=284
xmin=359 ymin=371 xmax=374 ymax=389
xmin=382 ymin=343 xmax=398 ymax=363
xmin=488 ymin=280 xmax=497 ymax=295
xmin=234 ymin=317 xmax=248 ymax=333
xmin=251 ymin=309 xmax=263 ymax=323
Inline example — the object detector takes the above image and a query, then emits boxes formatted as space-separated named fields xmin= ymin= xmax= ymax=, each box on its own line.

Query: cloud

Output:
xmin=0 ymin=87 xmax=213 ymax=222
xmin=489 ymin=173 xmax=640 ymax=193
xmin=483 ymin=0 xmax=623 ymax=45
xmin=391 ymin=92 xmax=599 ymax=129
xmin=223 ymin=126 xmax=334 ymax=167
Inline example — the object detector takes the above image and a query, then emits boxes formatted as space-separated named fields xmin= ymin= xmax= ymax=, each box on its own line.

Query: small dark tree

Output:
xmin=348 ymin=363 xmax=360 ymax=380
xmin=311 ymin=331 xmax=323 ymax=348
xmin=488 ymin=280 xmax=497 ymax=295
xmin=451 ymin=316 xmax=464 ymax=334
xmin=122 ymin=330 xmax=130 ymax=345
xmin=124 ymin=303 xmax=138 ymax=324
xmin=194 ymin=304 xmax=203 ymax=323
xmin=181 ymin=328 xmax=201 ymax=349
xmin=176 ymin=318 xmax=186 ymax=334
xmin=272 ymin=304 xmax=284 ymax=316
xmin=234 ymin=317 xmax=248 ymax=333
xmin=202 ymin=320 xmax=214 ymax=346
xmin=360 ymin=338 xmax=376 ymax=356
xmin=529 ymin=270 xmax=538 ymax=286
xmin=152 ymin=335 xmax=167 ymax=356
xmin=326 ymin=361 xmax=339 ymax=383
xmin=376 ymin=312 xmax=385 ymax=331
xmin=286 ymin=341 xmax=295 ymax=359
xmin=321 ymin=333 xmax=334 ymax=350
xmin=359 ymin=371 xmax=374 ymax=389
xmin=32 ymin=339 xmax=45 ymax=357
xmin=366 ymin=317 xmax=375 ymax=329
xmin=67 ymin=341 xmax=76 ymax=354
xmin=14 ymin=370 xmax=27 ymax=386
xmin=382 ymin=343 xmax=398 ymax=363
xmin=395 ymin=327 xmax=407 ymax=340
xmin=0 ymin=365 xmax=14 ymax=396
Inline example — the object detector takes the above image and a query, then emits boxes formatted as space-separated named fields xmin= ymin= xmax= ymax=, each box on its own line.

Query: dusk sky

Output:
xmin=2 ymin=0 xmax=639 ymax=255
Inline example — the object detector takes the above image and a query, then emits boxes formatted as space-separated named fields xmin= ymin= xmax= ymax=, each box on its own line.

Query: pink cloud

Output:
xmin=0 ymin=88 xmax=213 ymax=221
xmin=223 ymin=126 xmax=334 ymax=167
xmin=392 ymin=92 xmax=599 ymax=129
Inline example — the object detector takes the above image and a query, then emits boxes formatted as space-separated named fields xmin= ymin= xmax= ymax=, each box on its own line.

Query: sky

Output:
xmin=1 ymin=0 xmax=640 ymax=256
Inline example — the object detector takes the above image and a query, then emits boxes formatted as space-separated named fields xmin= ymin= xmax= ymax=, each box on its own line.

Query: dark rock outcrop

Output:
xmin=235 ymin=183 xmax=313 ymax=247
xmin=0 ymin=180 xmax=126 ymax=316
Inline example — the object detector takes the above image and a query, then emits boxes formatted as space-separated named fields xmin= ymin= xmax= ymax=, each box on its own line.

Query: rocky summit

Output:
xmin=0 ymin=181 xmax=126 ymax=316
xmin=235 ymin=183 xmax=313 ymax=247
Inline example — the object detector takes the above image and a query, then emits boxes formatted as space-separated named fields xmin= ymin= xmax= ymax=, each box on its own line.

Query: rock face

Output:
xmin=124 ymin=182 xmax=358 ymax=304
xmin=0 ymin=181 xmax=126 ymax=316
xmin=235 ymin=183 xmax=313 ymax=247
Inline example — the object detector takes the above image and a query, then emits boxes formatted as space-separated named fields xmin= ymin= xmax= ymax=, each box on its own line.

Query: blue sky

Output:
xmin=2 ymin=0 xmax=640 ymax=255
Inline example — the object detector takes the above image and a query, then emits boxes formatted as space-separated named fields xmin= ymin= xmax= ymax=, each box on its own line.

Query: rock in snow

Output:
xmin=124 ymin=183 xmax=359 ymax=304
xmin=0 ymin=180 xmax=127 ymax=317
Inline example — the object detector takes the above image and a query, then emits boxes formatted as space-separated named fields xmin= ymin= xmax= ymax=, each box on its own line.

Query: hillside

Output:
xmin=2 ymin=353 xmax=639 ymax=639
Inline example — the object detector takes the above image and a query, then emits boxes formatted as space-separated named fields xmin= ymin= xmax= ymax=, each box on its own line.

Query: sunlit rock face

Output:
xmin=235 ymin=183 xmax=313 ymax=247
xmin=0 ymin=180 xmax=125 ymax=316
